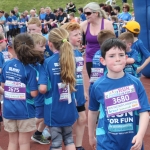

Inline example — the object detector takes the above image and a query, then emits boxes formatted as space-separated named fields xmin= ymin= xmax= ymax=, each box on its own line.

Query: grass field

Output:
xmin=0 ymin=0 xmax=132 ymax=13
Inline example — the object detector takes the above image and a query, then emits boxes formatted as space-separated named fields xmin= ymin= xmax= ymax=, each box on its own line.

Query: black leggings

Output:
xmin=86 ymin=62 xmax=93 ymax=78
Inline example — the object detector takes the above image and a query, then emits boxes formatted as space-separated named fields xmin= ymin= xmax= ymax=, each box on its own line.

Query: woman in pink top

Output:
xmin=81 ymin=2 xmax=114 ymax=78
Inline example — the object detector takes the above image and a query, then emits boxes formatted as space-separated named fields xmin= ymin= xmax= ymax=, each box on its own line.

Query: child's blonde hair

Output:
xmin=28 ymin=17 xmax=41 ymax=27
xmin=49 ymin=28 xmax=76 ymax=92
xmin=31 ymin=33 xmax=46 ymax=45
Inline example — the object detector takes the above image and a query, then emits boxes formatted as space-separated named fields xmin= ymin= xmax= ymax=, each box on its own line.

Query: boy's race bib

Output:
xmin=104 ymin=85 xmax=141 ymax=117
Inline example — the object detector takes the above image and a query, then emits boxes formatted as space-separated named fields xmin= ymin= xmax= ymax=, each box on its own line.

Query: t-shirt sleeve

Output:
xmin=38 ymin=61 xmax=48 ymax=85
xmin=89 ymin=83 xmax=100 ymax=111
xmin=27 ymin=67 xmax=38 ymax=91
xmin=138 ymin=41 xmax=150 ymax=59
xmin=136 ymin=81 xmax=150 ymax=113
xmin=131 ymin=49 xmax=138 ymax=61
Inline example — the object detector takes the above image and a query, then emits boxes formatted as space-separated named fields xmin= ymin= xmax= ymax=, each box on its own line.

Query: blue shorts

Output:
xmin=35 ymin=106 xmax=44 ymax=119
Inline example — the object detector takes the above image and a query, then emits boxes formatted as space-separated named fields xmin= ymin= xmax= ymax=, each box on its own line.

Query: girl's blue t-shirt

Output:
xmin=32 ymin=64 xmax=44 ymax=107
xmin=89 ymin=73 xmax=150 ymax=150
xmin=38 ymin=53 xmax=78 ymax=127
xmin=1 ymin=59 xmax=38 ymax=119
xmin=74 ymin=49 xmax=86 ymax=106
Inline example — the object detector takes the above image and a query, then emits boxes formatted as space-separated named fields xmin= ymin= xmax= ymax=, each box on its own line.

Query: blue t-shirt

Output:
xmin=74 ymin=50 xmax=86 ymax=106
xmin=1 ymin=59 xmax=38 ymax=119
xmin=118 ymin=12 xmax=131 ymax=21
xmin=43 ymin=34 xmax=53 ymax=58
xmin=124 ymin=49 xmax=139 ymax=77
xmin=80 ymin=13 xmax=86 ymax=22
xmin=7 ymin=16 xmax=13 ymax=29
xmin=89 ymin=50 xmax=106 ymax=94
xmin=38 ymin=53 xmax=78 ymax=127
xmin=39 ymin=13 xmax=46 ymax=21
xmin=19 ymin=18 xmax=26 ymax=33
xmin=89 ymin=73 xmax=150 ymax=150
xmin=0 ymin=52 xmax=4 ymax=82
xmin=32 ymin=64 xmax=44 ymax=107
xmin=131 ymin=39 xmax=150 ymax=77
xmin=11 ymin=15 xmax=18 ymax=29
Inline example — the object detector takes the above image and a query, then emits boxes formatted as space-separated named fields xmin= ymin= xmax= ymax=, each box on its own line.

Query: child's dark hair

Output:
xmin=97 ymin=30 xmax=116 ymax=45
xmin=78 ymin=7 xmax=83 ymax=13
xmin=101 ymin=38 xmax=126 ymax=58
xmin=10 ymin=10 xmax=15 ymax=15
xmin=13 ymin=33 xmax=44 ymax=65
xmin=114 ymin=6 xmax=120 ymax=12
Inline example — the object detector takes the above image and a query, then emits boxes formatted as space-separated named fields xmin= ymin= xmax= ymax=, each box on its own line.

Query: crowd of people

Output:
xmin=0 ymin=1 xmax=150 ymax=150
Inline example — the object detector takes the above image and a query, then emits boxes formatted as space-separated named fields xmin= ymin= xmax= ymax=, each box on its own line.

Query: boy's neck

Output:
xmin=126 ymin=48 xmax=132 ymax=52
xmin=107 ymin=71 xmax=125 ymax=79
xmin=134 ymin=37 xmax=138 ymax=42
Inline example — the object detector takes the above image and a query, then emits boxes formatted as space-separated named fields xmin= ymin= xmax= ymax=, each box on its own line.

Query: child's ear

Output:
xmin=100 ymin=57 xmax=106 ymax=66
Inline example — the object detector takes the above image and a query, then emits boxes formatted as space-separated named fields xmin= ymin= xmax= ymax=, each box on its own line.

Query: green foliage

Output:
xmin=0 ymin=0 xmax=132 ymax=13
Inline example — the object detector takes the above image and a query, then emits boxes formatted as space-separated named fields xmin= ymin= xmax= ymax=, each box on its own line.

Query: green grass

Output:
xmin=0 ymin=0 xmax=132 ymax=13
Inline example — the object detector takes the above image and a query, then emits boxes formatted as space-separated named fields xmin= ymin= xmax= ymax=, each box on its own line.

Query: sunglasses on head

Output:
xmin=84 ymin=12 xmax=95 ymax=16
xmin=0 ymin=39 xmax=7 ymax=43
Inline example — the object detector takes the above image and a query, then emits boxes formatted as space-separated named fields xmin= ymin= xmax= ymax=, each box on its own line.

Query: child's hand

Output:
xmin=84 ymin=92 xmax=89 ymax=101
xmin=136 ymin=67 xmax=142 ymax=74
xmin=130 ymin=135 xmax=143 ymax=150
xmin=89 ymin=136 xmax=96 ymax=150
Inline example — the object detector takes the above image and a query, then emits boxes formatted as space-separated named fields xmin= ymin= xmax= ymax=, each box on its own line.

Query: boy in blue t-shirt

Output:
xmin=119 ymin=32 xmax=139 ymax=77
xmin=89 ymin=30 xmax=115 ymax=92
xmin=30 ymin=33 xmax=50 ymax=144
xmin=123 ymin=21 xmax=150 ymax=78
xmin=78 ymin=8 xmax=86 ymax=23
xmin=27 ymin=17 xmax=53 ymax=58
xmin=88 ymin=38 xmax=150 ymax=150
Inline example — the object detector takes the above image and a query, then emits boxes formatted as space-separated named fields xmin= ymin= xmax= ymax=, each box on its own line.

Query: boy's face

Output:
xmin=27 ymin=24 xmax=41 ymax=34
xmin=69 ymin=29 xmax=82 ymax=47
xmin=0 ymin=39 xmax=7 ymax=50
xmin=100 ymin=47 xmax=127 ymax=74
xmin=122 ymin=40 xmax=132 ymax=52
xmin=114 ymin=9 xmax=118 ymax=14
xmin=34 ymin=43 xmax=45 ymax=52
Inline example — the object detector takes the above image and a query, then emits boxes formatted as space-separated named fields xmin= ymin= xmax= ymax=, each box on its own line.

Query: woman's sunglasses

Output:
xmin=84 ymin=12 xmax=95 ymax=16
xmin=0 ymin=39 xmax=7 ymax=43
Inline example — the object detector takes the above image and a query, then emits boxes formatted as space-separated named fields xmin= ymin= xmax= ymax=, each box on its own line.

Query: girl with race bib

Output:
xmin=38 ymin=28 xmax=78 ymax=150
xmin=1 ymin=33 xmax=44 ymax=150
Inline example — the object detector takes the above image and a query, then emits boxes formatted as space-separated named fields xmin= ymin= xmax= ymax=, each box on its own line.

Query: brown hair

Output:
xmin=97 ymin=30 xmax=116 ymax=45
xmin=13 ymin=33 xmax=44 ymax=65
xmin=49 ymin=28 xmax=76 ymax=92
xmin=28 ymin=17 xmax=41 ymax=27
xmin=61 ymin=22 xmax=80 ymax=32
xmin=119 ymin=32 xmax=134 ymax=44
xmin=69 ymin=12 xmax=75 ymax=17
xmin=30 ymin=33 xmax=46 ymax=45
xmin=123 ymin=3 xmax=130 ymax=12
xmin=111 ymin=15 xmax=118 ymax=22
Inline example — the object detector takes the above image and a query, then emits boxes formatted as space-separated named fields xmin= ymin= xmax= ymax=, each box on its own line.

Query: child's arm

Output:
xmin=31 ymin=90 xmax=38 ymax=97
xmin=88 ymin=110 xmax=99 ymax=149
xmin=131 ymin=111 xmax=149 ymax=150
xmin=136 ymin=57 xmax=150 ymax=73
xmin=39 ymin=85 xmax=47 ymax=94
xmin=126 ymin=58 xmax=135 ymax=64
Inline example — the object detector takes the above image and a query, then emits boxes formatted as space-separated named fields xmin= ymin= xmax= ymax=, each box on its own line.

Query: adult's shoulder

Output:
xmin=103 ymin=19 xmax=114 ymax=32
xmin=80 ymin=20 xmax=88 ymax=33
